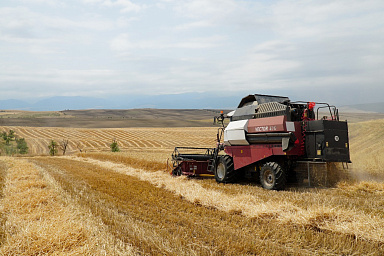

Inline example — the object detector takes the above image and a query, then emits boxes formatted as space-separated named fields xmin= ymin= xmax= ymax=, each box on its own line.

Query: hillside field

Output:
xmin=1 ymin=108 xmax=384 ymax=128
xmin=0 ymin=116 xmax=384 ymax=255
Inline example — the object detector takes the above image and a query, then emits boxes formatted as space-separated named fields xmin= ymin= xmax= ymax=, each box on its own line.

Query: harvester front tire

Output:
xmin=215 ymin=155 xmax=236 ymax=183
xmin=260 ymin=162 xmax=286 ymax=190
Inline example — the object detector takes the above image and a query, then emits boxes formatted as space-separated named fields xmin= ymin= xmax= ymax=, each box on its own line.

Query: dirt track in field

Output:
xmin=24 ymin=156 xmax=384 ymax=255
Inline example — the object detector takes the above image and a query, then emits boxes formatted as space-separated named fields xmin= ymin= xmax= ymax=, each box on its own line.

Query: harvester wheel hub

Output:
xmin=260 ymin=162 xmax=286 ymax=190
xmin=264 ymin=170 xmax=275 ymax=185
xmin=216 ymin=163 xmax=226 ymax=180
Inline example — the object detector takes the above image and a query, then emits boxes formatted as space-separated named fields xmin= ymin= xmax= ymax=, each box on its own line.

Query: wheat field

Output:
xmin=0 ymin=119 xmax=384 ymax=255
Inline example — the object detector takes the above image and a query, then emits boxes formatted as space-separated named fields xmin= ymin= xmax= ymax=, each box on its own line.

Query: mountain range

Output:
xmin=0 ymin=94 xmax=243 ymax=111
xmin=0 ymin=94 xmax=383 ymax=113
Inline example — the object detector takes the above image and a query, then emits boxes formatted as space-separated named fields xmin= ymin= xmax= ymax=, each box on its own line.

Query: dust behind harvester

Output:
xmin=171 ymin=94 xmax=351 ymax=190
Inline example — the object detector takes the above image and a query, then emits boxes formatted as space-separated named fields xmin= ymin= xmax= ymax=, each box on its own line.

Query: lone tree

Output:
xmin=48 ymin=140 xmax=58 ymax=156
xmin=2 ymin=130 xmax=13 ymax=145
xmin=76 ymin=142 xmax=85 ymax=153
xmin=16 ymin=138 xmax=28 ymax=154
xmin=60 ymin=139 xmax=69 ymax=155
xmin=110 ymin=139 xmax=120 ymax=152
xmin=8 ymin=130 xmax=15 ymax=140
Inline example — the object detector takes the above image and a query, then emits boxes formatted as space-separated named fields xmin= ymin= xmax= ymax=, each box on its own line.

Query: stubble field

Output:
xmin=0 ymin=116 xmax=384 ymax=255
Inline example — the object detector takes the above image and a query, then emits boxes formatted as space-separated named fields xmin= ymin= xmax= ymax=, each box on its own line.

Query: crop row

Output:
xmin=0 ymin=126 xmax=217 ymax=155
xmin=30 ymin=156 xmax=384 ymax=255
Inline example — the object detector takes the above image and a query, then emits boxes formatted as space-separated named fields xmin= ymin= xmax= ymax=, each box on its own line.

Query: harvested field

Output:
xmin=0 ymin=117 xmax=384 ymax=254
xmin=0 ymin=109 xmax=220 ymax=128
xmin=25 ymin=156 xmax=384 ymax=255
xmin=349 ymin=119 xmax=384 ymax=181
xmin=0 ymin=126 xmax=218 ymax=156
xmin=0 ymin=157 xmax=133 ymax=255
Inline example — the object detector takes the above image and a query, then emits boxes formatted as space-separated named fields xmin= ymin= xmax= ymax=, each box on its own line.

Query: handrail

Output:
xmin=290 ymin=101 xmax=339 ymax=121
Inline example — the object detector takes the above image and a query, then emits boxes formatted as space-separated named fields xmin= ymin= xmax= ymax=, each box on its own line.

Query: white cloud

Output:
xmin=0 ymin=6 xmax=113 ymax=40
xmin=18 ymin=0 xmax=67 ymax=7
xmin=174 ymin=0 xmax=238 ymax=19
xmin=109 ymin=33 xmax=133 ymax=52
xmin=0 ymin=0 xmax=383 ymax=104
xmin=104 ymin=0 xmax=142 ymax=13
xmin=1 ymin=67 xmax=117 ymax=85
xmin=271 ymin=0 xmax=384 ymax=38
xmin=174 ymin=20 xmax=213 ymax=30
xmin=172 ymin=0 xmax=265 ymax=29
xmin=110 ymin=33 xmax=226 ymax=55
xmin=83 ymin=0 xmax=143 ymax=13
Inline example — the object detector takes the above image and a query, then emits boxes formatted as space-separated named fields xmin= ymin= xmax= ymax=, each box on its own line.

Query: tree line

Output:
xmin=47 ymin=138 xmax=120 ymax=156
xmin=1 ymin=130 xmax=28 ymax=155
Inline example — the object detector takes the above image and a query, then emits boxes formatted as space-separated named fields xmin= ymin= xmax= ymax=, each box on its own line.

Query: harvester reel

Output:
xmin=215 ymin=155 xmax=236 ymax=183
xmin=260 ymin=162 xmax=286 ymax=190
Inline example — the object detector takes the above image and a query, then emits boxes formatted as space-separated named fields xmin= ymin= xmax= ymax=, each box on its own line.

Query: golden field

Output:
xmin=0 ymin=118 xmax=384 ymax=255
xmin=0 ymin=126 xmax=218 ymax=156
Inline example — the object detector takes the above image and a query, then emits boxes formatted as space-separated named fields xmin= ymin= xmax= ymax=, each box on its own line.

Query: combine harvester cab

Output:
xmin=171 ymin=94 xmax=351 ymax=190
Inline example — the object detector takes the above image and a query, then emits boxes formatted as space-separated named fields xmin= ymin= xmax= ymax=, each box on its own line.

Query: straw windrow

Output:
xmin=0 ymin=157 xmax=134 ymax=255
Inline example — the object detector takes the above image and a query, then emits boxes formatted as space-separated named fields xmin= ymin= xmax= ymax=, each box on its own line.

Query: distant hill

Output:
xmin=0 ymin=99 xmax=31 ymax=110
xmin=0 ymin=109 xmax=227 ymax=128
xmin=0 ymin=94 xmax=242 ymax=111
xmin=1 ymin=94 xmax=383 ymax=113
xmin=340 ymin=102 xmax=384 ymax=113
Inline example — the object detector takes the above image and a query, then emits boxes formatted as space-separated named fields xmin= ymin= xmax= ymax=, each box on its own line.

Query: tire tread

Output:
xmin=215 ymin=155 xmax=237 ymax=183
xmin=260 ymin=162 xmax=286 ymax=190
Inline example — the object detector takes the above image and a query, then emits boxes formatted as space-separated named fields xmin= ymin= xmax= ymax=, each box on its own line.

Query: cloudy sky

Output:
xmin=1 ymin=0 xmax=383 ymax=106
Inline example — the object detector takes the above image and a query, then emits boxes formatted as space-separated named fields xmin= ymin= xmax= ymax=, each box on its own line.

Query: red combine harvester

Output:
xmin=171 ymin=94 xmax=351 ymax=190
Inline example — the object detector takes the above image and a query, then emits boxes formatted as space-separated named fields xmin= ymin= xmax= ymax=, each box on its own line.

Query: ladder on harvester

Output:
xmin=208 ymin=127 xmax=225 ymax=173
xmin=207 ymin=148 xmax=219 ymax=173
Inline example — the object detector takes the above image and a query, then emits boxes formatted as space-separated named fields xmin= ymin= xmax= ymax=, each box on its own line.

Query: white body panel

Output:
xmin=286 ymin=121 xmax=295 ymax=132
xmin=224 ymin=120 xmax=249 ymax=146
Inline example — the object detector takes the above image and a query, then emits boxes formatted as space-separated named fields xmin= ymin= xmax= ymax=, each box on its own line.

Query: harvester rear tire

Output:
xmin=215 ymin=155 xmax=236 ymax=183
xmin=260 ymin=162 xmax=286 ymax=190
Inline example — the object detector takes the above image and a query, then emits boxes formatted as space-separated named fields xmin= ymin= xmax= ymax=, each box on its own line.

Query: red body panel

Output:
xmin=178 ymin=160 xmax=211 ymax=176
xmin=225 ymin=119 xmax=304 ymax=170
xmin=224 ymin=144 xmax=280 ymax=170
xmin=248 ymin=116 xmax=287 ymax=133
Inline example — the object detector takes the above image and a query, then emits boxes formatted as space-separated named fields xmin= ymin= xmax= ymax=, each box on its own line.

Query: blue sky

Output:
xmin=1 ymin=0 xmax=383 ymax=106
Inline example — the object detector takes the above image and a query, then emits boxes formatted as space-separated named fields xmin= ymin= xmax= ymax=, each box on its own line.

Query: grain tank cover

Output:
xmin=231 ymin=94 xmax=290 ymax=121
xmin=237 ymin=94 xmax=290 ymax=108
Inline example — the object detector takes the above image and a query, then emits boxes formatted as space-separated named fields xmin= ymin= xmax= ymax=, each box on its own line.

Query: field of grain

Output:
xmin=0 ymin=118 xmax=384 ymax=255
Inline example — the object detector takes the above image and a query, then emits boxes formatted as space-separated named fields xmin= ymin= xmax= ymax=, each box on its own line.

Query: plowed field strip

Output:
xmin=32 ymin=157 xmax=382 ymax=255
xmin=13 ymin=127 xmax=38 ymax=139
xmin=86 ymin=130 xmax=112 ymax=142
xmin=28 ymin=138 xmax=49 ymax=155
